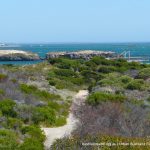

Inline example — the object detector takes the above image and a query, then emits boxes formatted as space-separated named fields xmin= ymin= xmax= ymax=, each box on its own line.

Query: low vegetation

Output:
xmin=87 ymin=92 xmax=126 ymax=105
xmin=0 ymin=56 xmax=150 ymax=149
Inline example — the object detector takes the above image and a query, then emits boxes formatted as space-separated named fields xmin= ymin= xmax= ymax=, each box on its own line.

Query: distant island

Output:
xmin=0 ymin=50 xmax=116 ymax=61
xmin=0 ymin=50 xmax=40 ymax=61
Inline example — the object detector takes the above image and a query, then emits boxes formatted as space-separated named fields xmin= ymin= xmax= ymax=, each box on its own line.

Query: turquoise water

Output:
xmin=0 ymin=43 xmax=150 ymax=65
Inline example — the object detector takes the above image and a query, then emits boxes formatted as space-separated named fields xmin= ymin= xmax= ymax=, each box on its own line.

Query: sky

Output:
xmin=0 ymin=0 xmax=150 ymax=43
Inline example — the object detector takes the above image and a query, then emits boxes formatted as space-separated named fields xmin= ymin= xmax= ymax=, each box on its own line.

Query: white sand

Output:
xmin=42 ymin=90 xmax=89 ymax=150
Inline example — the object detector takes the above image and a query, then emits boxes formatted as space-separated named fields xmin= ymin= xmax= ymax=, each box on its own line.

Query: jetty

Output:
xmin=119 ymin=51 xmax=150 ymax=63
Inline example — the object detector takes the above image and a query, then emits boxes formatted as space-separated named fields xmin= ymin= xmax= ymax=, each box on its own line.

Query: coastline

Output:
xmin=0 ymin=48 xmax=150 ymax=65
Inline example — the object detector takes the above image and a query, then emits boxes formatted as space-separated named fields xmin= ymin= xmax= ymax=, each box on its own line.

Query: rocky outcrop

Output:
xmin=46 ymin=50 xmax=116 ymax=60
xmin=0 ymin=50 xmax=40 ymax=61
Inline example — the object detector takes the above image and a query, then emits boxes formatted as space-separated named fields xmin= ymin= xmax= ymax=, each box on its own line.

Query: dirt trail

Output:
xmin=42 ymin=90 xmax=89 ymax=150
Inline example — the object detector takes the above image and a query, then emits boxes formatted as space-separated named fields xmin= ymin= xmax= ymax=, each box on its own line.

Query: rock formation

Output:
xmin=0 ymin=50 xmax=40 ymax=61
xmin=46 ymin=50 xmax=116 ymax=60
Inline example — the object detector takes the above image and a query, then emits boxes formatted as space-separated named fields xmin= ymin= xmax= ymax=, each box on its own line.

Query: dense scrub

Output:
xmin=0 ymin=63 xmax=70 ymax=149
xmin=1 ymin=57 xmax=150 ymax=149
xmin=51 ymin=135 xmax=150 ymax=150
xmin=48 ymin=57 xmax=150 ymax=149
xmin=87 ymin=92 xmax=126 ymax=105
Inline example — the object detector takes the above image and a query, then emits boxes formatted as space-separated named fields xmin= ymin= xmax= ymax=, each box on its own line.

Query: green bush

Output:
xmin=21 ymin=126 xmax=45 ymax=149
xmin=87 ymin=92 xmax=126 ymax=105
xmin=0 ymin=129 xmax=19 ymax=150
xmin=147 ymin=97 xmax=150 ymax=102
xmin=20 ymin=84 xmax=37 ymax=94
xmin=81 ymin=70 xmax=98 ymax=79
xmin=68 ymin=77 xmax=85 ymax=85
xmin=55 ymin=116 xmax=67 ymax=126
xmin=20 ymin=138 xmax=44 ymax=150
xmin=21 ymin=125 xmax=45 ymax=143
xmin=11 ymin=78 xmax=17 ymax=83
xmin=137 ymin=68 xmax=150 ymax=79
xmin=0 ymin=89 xmax=5 ymax=95
xmin=48 ymin=101 xmax=61 ymax=111
xmin=126 ymin=79 xmax=144 ymax=90
xmin=0 ymin=73 xmax=7 ymax=82
xmin=54 ymin=69 xmax=76 ymax=77
xmin=119 ymin=75 xmax=132 ymax=84
xmin=20 ymin=83 xmax=60 ymax=101
xmin=16 ymin=104 xmax=34 ymax=123
xmin=91 ymin=56 xmax=112 ymax=65
xmin=37 ymin=90 xmax=60 ymax=100
xmin=98 ymin=66 xmax=116 ymax=73
xmin=51 ymin=135 xmax=150 ymax=150
xmin=98 ymin=73 xmax=121 ymax=86
xmin=48 ymin=58 xmax=61 ymax=65
xmin=55 ymin=58 xmax=80 ymax=71
xmin=49 ymin=79 xmax=56 ymax=86
xmin=0 ymin=99 xmax=16 ymax=117
xmin=32 ymin=106 xmax=56 ymax=125
xmin=7 ymin=118 xmax=23 ymax=130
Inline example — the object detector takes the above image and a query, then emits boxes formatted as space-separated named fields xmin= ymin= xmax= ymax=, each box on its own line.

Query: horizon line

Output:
xmin=1 ymin=41 xmax=150 ymax=44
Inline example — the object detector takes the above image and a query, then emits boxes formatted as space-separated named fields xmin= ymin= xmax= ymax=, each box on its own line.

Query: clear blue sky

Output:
xmin=0 ymin=0 xmax=150 ymax=43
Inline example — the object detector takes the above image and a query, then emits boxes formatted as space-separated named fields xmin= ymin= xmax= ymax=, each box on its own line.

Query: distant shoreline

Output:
xmin=0 ymin=43 xmax=150 ymax=64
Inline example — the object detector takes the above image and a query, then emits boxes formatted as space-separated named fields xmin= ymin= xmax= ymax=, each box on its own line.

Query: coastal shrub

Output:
xmin=48 ymin=101 xmax=61 ymax=111
xmin=54 ymin=69 xmax=76 ymax=77
xmin=51 ymin=135 xmax=150 ymax=150
xmin=98 ymin=74 xmax=134 ymax=88
xmin=20 ymin=138 xmax=44 ymax=150
xmin=11 ymin=78 xmax=17 ymax=83
xmin=137 ymin=68 xmax=150 ymax=79
xmin=56 ymin=61 xmax=71 ymax=69
xmin=81 ymin=70 xmax=98 ymax=80
xmin=0 ymin=73 xmax=7 ymax=82
xmin=129 ymin=61 xmax=141 ymax=69
xmin=126 ymin=79 xmax=144 ymax=90
xmin=98 ymin=66 xmax=116 ymax=73
xmin=49 ymin=79 xmax=56 ymax=86
xmin=113 ymin=58 xmax=128 ymax=67
xmin=20 ymin=84 xmax=37 ymax=94
xmin=20 ymin=125 xmax=45 ymax=150
xmin=21 ymin=125 xmax=45 ymax=142
xmin=0 ymin=89 xmax=5 ymax=95
xmin=55 ymin=58 xmax=80 ymax=71
xmin=0 ymin=99 xmax=16 ymax=117
xmin=68 ymin=77 xmax=85 ymax=85
xmin=98 ymin=73 xmax=121 ymax=86
xmin=48 ymin=58 xmax=66 ymax=65
xmin=91 ymin=56 xmax=112 ymax=65
xmin=50 ymin=78 xmax=71 ymax=89
xmin=7 ymin=118 xmax=23 ymax=130
xmin=87 ymin=92 xmax=126 ymax=105
xmin=147 ymin=97 xmax=150 ymax=102
xmin=119 ymin=75 xmax=132 ymax=84
xmin=16 ymin=104 xmax=34 ymax=123
xmin=85 ymin=60 xmax=97 ymax=68
xmin=32 ymin=106 xmax=56 ymax=125
xmin=20 ymin=83 xmax=60 ymax=101
xmin=48 ymin=71 xmax=56 ymax=78
xmin=37 ymin=90 xmax=60 ymax=100
xmin=54 ymin=116 xmax=67 ymax=126
xmin=0 ymin=129 xmax=19 ymax=150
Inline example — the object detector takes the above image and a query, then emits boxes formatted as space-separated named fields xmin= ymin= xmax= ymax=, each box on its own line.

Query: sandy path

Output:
xmin=42 ymin=90 xmax=89 ymax=150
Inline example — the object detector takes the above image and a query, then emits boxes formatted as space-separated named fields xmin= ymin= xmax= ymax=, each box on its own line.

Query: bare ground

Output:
xmin=41 ymin=90 xmax=89 ymax=150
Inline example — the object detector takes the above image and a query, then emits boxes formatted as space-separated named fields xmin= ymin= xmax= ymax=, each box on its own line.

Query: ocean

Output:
xmin=0 ymin=43 xmax=150 ymax=65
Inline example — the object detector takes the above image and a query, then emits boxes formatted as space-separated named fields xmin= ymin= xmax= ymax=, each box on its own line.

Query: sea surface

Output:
xmin=0 ymin=43 xmax=150 ymax=65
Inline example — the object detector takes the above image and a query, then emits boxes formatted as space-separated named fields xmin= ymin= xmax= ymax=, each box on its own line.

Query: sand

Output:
xmin=41 ymin=90 xmax=89 ymax=150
